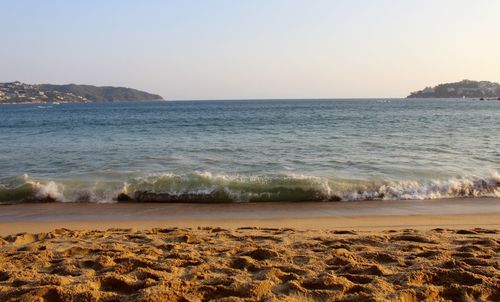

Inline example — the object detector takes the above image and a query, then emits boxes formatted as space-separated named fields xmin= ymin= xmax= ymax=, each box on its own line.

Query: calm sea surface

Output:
xmin=0 ymin=99 xmax=498 ymax=203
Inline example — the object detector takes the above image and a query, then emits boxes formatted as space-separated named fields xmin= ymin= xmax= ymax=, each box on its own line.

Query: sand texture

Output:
xmin=0 ymin=227 xmax=499 ymax=302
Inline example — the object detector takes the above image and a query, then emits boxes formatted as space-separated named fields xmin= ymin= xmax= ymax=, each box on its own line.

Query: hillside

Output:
xmin=407 ymin=80 xmax=500 ymax=99
xmin=0 ymin=82 xmax=163 ymax=104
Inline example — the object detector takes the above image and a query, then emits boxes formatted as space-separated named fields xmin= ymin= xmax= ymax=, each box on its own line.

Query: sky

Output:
xmin=1 ymin=0 xmax=499 ymax=100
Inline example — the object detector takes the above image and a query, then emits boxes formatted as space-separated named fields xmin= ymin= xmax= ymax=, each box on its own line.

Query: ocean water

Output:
xmin=0 ymin=99 xmax=498 ymax=203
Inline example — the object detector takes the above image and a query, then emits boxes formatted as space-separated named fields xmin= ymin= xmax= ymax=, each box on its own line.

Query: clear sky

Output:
xmin=1 ymin=0 xmax=499 ymax=100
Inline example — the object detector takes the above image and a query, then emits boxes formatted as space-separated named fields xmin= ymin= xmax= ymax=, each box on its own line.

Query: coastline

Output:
xmin=1 ymin=213 xmax=499 ymax=235
xmin=1 ymin=197 xmax=499 ymax=234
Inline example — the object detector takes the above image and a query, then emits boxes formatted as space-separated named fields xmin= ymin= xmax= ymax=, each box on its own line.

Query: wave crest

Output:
xmin=0 ymin=172 xmax=498 ymax=204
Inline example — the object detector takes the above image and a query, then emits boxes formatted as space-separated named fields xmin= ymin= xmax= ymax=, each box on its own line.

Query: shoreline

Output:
xmin=1 ymin=197 xmax=499 ymax=234
xmin=1 ymin=213 xmax=499 ymax=235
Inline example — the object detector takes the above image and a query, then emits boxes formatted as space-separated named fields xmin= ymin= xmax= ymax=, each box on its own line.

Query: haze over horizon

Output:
xmin=1 ymin=0 xmax=499 ymax=100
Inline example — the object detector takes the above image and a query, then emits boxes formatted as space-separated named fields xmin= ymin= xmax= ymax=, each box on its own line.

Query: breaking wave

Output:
xmin=0 ymin=172 xmax=499 ymax=204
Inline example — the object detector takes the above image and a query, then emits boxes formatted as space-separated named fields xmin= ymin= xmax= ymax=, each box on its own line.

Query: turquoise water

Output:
xmin=0 ymin=99 xmax=498 ymax=203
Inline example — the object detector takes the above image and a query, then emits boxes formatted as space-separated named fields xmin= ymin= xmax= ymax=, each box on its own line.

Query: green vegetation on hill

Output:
xmin=39 ymin=84 xmax=163 ymax=102
xmin=408 ymin=80 xmax=500 ymax=99
xmin=0 ymin=81 xmax=163 ymax=104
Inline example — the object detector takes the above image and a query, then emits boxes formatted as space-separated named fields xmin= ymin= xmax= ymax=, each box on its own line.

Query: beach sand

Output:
xmin=0 ymin=198 xmax=499 ymax=301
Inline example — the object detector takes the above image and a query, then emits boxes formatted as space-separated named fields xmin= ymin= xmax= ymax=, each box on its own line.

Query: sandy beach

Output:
xmin=0 ymin=198 xmax=499 ymax=301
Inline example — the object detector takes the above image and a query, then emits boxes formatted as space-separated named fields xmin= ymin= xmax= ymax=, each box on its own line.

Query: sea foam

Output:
xmin=0 ymin=172 xmax=498 ymax=204
xmin=34 ymin=181 xmax=65 ymax=201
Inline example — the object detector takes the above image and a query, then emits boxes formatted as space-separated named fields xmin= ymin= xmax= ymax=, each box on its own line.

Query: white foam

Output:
xmin=11 ymin=171 xmax=500 ymax=203
xmin=346 ymin=176 xmax=500 ymax=201
xmin=34 ymin=181 xmax=66 ymax=201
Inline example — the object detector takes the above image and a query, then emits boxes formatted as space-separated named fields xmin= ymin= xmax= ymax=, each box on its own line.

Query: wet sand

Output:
xmin=0 ymin=197 xmax=499 ymax=234
xmin=0 ymin=198 xmax=499 ymax=301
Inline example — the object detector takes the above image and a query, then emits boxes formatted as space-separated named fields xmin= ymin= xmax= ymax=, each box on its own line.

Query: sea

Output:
xmin=0 ymin=99 xmax=499 ymax=203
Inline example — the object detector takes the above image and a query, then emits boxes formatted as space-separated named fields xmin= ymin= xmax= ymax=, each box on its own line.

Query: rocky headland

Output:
xmin=407 ymin=80 xmax=500 ymax=99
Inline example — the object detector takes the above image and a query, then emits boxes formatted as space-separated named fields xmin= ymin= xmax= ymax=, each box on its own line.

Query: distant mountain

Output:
xmin=0 ymin=81 xmax=163 ymax=104
xmin=407 ymin=80 xmax=500 ymax=99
